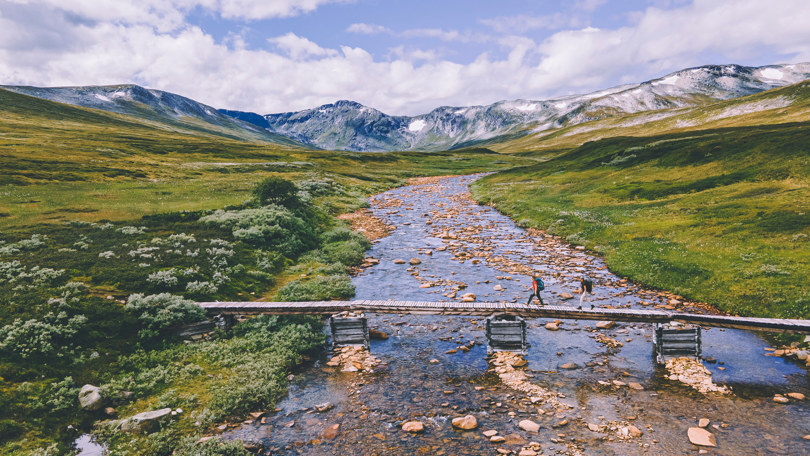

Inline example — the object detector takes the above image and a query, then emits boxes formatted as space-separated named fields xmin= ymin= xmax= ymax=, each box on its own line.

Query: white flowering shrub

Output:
xmin=98 ymin=250 xmax=116 ymax=259
xmin=185 ymin=281 xmax=218 ymax=295
xmin=200 ymin=207 xmax=315 ymax=257
xmin=125 ymin=293 xmax=206 ymax=342
xmin=117 ymin=226 xmax=146 ymax=235
xmin=0 ymin=234 xmax=47 ymax=255
xmin=147 ymin=269 xmax=179 ymax=287
xmin=0 ymin=312 xmax=87 ymax=360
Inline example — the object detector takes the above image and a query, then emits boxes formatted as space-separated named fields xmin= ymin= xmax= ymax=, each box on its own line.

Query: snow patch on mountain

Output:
xmin=408 ymin=119 xmax=426 ymax=132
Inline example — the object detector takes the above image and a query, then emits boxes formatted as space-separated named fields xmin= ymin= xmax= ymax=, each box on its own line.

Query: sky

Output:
xmin=1 ymin=0 xmax=810 ymax=116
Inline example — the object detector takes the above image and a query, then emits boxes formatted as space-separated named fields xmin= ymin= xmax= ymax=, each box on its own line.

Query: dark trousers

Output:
xmin=527 ymin=292 xmax=544 ymax=305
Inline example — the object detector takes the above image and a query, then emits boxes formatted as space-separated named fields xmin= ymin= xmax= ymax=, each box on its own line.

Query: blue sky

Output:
xmin=1 ymin=0 xmax=809 ymax=115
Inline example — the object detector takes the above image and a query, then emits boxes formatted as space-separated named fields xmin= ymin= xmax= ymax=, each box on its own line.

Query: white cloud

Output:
xmin=346 ymin=23 xmax=390 ymax=34
xmin=269 ymin=33 xmax=337 ymax=59
xmin=1 ymin=0 xmax=809 ymax=116
xmin=480 ymin=13 xmax=580 ymax=34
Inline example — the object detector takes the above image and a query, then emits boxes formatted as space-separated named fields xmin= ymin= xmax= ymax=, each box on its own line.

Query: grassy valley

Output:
xmin=0 ymin=88 xmax=526 ymax=455
xmin=473 ymin=120 xmax=810 ymax=319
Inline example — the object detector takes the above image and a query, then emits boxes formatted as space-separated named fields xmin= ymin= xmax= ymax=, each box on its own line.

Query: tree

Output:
xmin=253 ymin=177 xmax=300 ymax=208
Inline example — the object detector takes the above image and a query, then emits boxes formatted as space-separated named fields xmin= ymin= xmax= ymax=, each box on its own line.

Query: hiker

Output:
xmin=579 ymin=276 xmax=594 ymax=308
xmin=526 ymin=276 xmax=545 ymax=305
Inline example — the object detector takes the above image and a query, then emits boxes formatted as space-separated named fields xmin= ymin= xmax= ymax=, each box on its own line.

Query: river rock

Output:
xmin=698 ymin=418 xmax=710 ymax=428
xmin=451 ymin=415 xmax=478 ymax=430
xmin=322 ymin=423 xmax=340 ymax=439
xmin=314 ymin=402 xmax=334 ymax=412
xmin=560 ymin=363 xmax=578 ymax=370
xmin=242 ymin=439 xmax=264 ymax=453
xmin=628 ymin=382 xmax=644 ymax=390
xmin=687 ymin=427 xmax=717 ymax=447
xmin=773 ymin=395 xmax=789 ymax=403
xmin=483 ymin=429 xmax=499 ymax=437
xmin=409 ymin=258 xmax=421 ymax=265
xmin=596 ymin=321 xmax=615 ymax=329
xmin=518 ymin=419 xmax=540 ymax=432
xmin=402 ymin=421 xmax=424 ymax=433
xmin=461 ymin=293 xmax=476 ymax=302
xmin=787 ymin=392 xmax=805 ymax=400
xmin=504 ymin=433 xmax=527 ymax=445
xmin=559 ymin=292 xmax=574 ymax=300
xmin=369 ymin=329 xmax=389 ymax=340
xmin=393 ymin=259 xmax=406 ymax=264
xmin=545 ymin=322 xmax=559 ymax=331
xmin=120 ymin=408 xmax=173 ymax=433
xmin=494 ymin=284 xmax=504 ymax=291
xmin=620 ymin=425 xmax=642 ymax=438
xmin=518 ymin=449 xmax=537 ymax=456
xmin=490 ymin=435 xmax=506 ymax=443
xmin=78 ymin=385 xmax=104 ymax=411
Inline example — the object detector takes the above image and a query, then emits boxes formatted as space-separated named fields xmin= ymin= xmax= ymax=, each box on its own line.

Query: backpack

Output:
xmin=534 ymin=277 xmax=545 ymax=291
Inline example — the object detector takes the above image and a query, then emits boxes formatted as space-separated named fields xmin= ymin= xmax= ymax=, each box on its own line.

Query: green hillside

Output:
xmin=473 ymin=121 xmax=810 ymax=319
xmin=0 ymin=88 xmax=526 ymax=455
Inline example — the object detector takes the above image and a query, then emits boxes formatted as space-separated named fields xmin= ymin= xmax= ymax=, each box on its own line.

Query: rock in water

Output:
xmin=322 ymin=423 xmax=340 ymax=439
xmin=78 ymin=385 xmax=104 ymax=411
xmin=409 ymin=258 xmax=421 ymax=265
xmin=545 ymin=322 xmax=559 ymax=331
xmin=120 ymin=408 xmax=173 ymax=434
xmin=451 ymin=415 xmax=478 ymax=430
xmin=596 ymin=321 xmax=615 ymax=329
xmin=518 ymin=420 xmax=540 ymax=432
xmin=559 ymin=293 xmax=574 ymax=299
xmin=687 ymin=427 xmax=717 ymax=447
xmin=402 ymin=421 xmax=424 ymax=433
xmin=698 ymin=418 xmax=710 ymax=428
xmin=369 ymin=329 xmax=388 ymax=340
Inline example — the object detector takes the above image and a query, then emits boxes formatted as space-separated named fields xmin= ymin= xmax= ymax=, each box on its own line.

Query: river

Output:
xmin=227 ymin=175 xmax=809 ymax=455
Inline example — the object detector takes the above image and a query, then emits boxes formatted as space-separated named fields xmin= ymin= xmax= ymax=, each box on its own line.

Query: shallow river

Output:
xmin=228 ymin=175 xmax=809 ymax=455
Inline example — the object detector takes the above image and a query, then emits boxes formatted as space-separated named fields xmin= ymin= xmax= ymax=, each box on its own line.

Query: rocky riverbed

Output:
xmin=224 ymin=175 xmax=810 ymax=455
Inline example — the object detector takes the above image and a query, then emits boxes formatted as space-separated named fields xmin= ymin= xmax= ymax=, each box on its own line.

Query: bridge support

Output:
xmin=486 ymin=315 xmax=528 ymax=355
xmin=654 ymin=322 xmax=701 ymax=364
xmin=329 ymin=313 xmax=369 ymax=349
xmin=214 ymin=314 xmax=236 ymax=332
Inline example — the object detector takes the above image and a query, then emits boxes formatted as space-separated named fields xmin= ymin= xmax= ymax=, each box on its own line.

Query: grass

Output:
xmin=472 ymin=121 xmax=810 ymax=319
xmin=0 ymin=88 xmax=530 ymax=455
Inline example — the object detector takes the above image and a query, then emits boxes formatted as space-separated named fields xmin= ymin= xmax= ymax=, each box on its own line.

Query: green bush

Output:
xmin=0 ymin=312 xmax=87 ymax=361
xmin=200 ymin=207 xmax=316 ymax=257
xmin=174 ymin=437 xmax=251 ymax=456
xmin=276 ymin=275 xmax=355 ymax=301
xmin=125 ymin=293 xmax=206 ymax=343
xmin=252 ymin=177 xmax=299 ymax=208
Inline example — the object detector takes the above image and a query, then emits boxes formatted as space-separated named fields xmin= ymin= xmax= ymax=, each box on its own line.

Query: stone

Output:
xmin=624 ymin=425 xmax=642 ymax=438
xmin=402 ymin=421 xmax=424 ymax=433
xmin=461 ymin=293 xmax=476 ymax=302
xmin=545 ymin=322 xmax=559 ymax=331
xmin=120 ymin=408 xmax=173 ymax=434
xmin=560 ymin=363 xmax=578 ymax=370
xmin=369 ymin=329 xmax=388 ymax=340
xmin=242 ymin=439 xmax=263 ymax=453
xmin=409 ymin=258 xmax=422 ymax=265
xmin=504 ymin=433 xmax=527 ymax=445
xmin=483 ymin=429 xmax=499 ymax=437
xmin=698 ymin=418 xmax=710 ymax=428
xmin=104 ymin=407 xmax=116 ymax=416
xmin=518 ymin=449 xmax=537 ymax=456
xmin=322 ymin=423 xmax=340 ymax=439
xmin=490 ymin=435 xmax=506 ymax=443
xmin=518 ymin=419 xmax=540 ymax=433
xmin=773 ymin=395 xmax=790 ymax=404
xmin=796 ymin=350 xmax=808 ymax=361
xmin=451 ymin=415 xmax=478 ymax=430
xmin=787 ymin=392 xmax=805 ymax=400
xmin=429 ymin=359 xmax=440 ymax=364
xmin=596 ymin=321 xmax=615 ymax=330
xmin=687 ymin=427 xmax=717 ymax=447
xmin=559 ymin=292 xmax=574 ymax=299
xmin=393 ymin=259 xmax=406 ymax=264
xmin=628 ymin=382 xmax=644 ymax=390
xmin=494 ymin=284 xmax=504 ymax=291
xmin=78 ymin=384 xmax=104 ymax=411
xmin=314 ymin=402 xmax=334 ymax=412
xmin=803 ymin=435 xmax=810 ymax=440
xmin=588 ymin=423 xmax=601 ymax=432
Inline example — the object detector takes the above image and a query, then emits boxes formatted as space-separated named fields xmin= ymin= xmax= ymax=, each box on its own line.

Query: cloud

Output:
xmin=1 ymin=0 xmax=809 ymax=116
xmin=346 ymin=22 xmax=390 ymax=34
xmin=269 ymin=32 xmax=337 ymax=59
xmin=480 ymin=13 xmax=581 ymax=34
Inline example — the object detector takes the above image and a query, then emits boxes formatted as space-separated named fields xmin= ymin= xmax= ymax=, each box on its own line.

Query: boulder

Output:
xmin=545 ymin=322 xmax=559 ymax=331
xmin=402 ymin=421 xmax=424 ymax=433
xmin=409 ymin=258 xmax=422 ymax=265
xmin=596 ymin=321 xmax=615 ymax=330
xmin=78 ymin=385 xmax=104 ymax=411
xmin=518 ymin=420 xmax=540 ymax=433
xmin=451 ymin=415 xmax=478 ymax=430
xmin=120 ymin=408 xmax=173 ymax=434
xmin=687 ymin=427 xmax=717 ymax=447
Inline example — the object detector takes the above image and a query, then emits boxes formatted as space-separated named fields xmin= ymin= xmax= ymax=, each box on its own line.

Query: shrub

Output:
xmin=276 ymin=275 xmax=355 ymax=301
xmin=0 ymin=312 xmax=87 ymax=360
xmin=253 ymin=177 xmax=299 ymax=208
xmin=200 ymin=207 xmax=316 ymax=257
xmin=125 ymin=293 xmax=206 ymax=343
xmin=185 ymin=281 xmax=218 ymax=295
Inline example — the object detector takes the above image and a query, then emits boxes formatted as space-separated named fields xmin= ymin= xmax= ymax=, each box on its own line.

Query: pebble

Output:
xmin=787 ymin=392 xmax=805 ymax=400
xmin=518 ymin=419 xmax=540 ymax=432
xmin=560 ymin=363 xmax=578 ymax=370
xmin=409 ymin=258 xmax=421 ymax=265
xmin=451 ymin=415 xmax=478 ymax=430
xmin=490 ymin=435 xmax=506 ymax=443
xmin=596 ymin=321 xmax=616 ymax=329
xmin=483 ymin=429 xmax=499 ymax=437
xmin=402 ymin=421 xmax=425 ymax=433
xmin=393 ymin=259 xmax=406 ymax=264
xmin=773 ymin=395 xmax=790 ymax=404
xmin=688 ymin=427 xmax=717 ymax=447
xmin=698 ymin=418 xmax=710 ymax=428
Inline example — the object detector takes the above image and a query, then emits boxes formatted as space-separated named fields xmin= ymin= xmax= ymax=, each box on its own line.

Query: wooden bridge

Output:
xmin=198 ymin=300 xmax=810 ymax=334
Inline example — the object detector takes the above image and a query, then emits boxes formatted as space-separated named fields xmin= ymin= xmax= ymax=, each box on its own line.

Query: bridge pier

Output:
xmin=486 ymin=315 xmax=528 ymax=355
xmin=329 ymin=313 xmax=369 ymax=349
xmin=214 ymin=314 xmax=236 ymax=332
xmin=654 ymin=322 xmax=701 ymax=364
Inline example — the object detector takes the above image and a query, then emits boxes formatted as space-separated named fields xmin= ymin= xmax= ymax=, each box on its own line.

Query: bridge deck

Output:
xmin=198 ymin=300 xmax=810 ymax=334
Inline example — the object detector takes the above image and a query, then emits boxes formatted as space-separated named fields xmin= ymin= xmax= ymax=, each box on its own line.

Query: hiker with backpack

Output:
xmin=579 ymin=276 xmax=594 ymax=308
xmin=526 ymin=276 xmax=545 ymax=305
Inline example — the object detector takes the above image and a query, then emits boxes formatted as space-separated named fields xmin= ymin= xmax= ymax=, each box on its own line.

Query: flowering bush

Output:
xmin=125 ymin=293 xmax=206 ymax=343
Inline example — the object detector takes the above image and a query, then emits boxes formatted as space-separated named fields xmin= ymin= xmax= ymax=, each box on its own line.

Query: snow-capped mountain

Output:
xmin=1 ymin=84 xmax=304 ymax=146
xmin=224 ymin=63 xmax=810 ymax=151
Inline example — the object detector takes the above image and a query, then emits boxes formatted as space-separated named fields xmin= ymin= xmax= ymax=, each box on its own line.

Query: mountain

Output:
xmin=1 ymin=84 xmax=307 ymax=147
xmin=223 ymin=63 xmax=810 ymax=152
